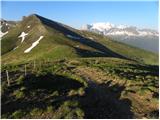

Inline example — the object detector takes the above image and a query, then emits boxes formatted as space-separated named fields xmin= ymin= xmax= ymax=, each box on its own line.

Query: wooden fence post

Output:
xmin=34 ymin=60 xmax=36 ymax=69
xmin=25 ymin=64 xmax=27 ymax=76
xmin=6 ymin=70 xmax=10 ymax=86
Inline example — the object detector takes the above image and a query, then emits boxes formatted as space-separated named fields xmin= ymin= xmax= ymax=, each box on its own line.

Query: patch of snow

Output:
xmin=27 ymin=25 xmax=31 ymax=28
xmin=6 ymin=23 xmax=8 ymax=26
xmin=13 ymin=46 xmax=19 ymax=50
xmin=138 ymin=31 xmax=149 ymax=36
xmin=18 ymin=32 xmax=28 ymax=43
xmin=0 ymin=31 xmax=8 ymax=38
xmin=67 ymin=35 xmax=80 ymax=40
xmin=91 ymin=22 xmax=115 ymax=31
xmin=106 ymin=31 xmax=135 ymax=36
xmin=24 ymin=36 xmax=44 ymax=53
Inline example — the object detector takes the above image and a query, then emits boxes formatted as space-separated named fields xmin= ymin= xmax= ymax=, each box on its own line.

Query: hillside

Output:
xmin=1 ymin=14 xmax=158 ymax=65
xmin=78 ymin=30 xmax=159 ymax=65
xmin=1 ymin=58 xmax=159 ymax=119
xmin=1 ymin=14 xmax=159 ymax=119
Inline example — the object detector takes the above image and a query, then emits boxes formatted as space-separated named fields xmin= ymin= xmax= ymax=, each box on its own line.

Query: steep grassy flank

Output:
xmin=1 ymin=14 xmax=126 ymax=64
xmin=1 ymin=25 xmax=21 ymax=54
xmin=1 ymin=14 xmax=158 ymax=65
xmin=1 ymin=35 xmax=78 ymax=64
xmin=79 ymin=31 xmax=158 ymax=65
xmin=1 ymin=14 xmax=47 ymax=55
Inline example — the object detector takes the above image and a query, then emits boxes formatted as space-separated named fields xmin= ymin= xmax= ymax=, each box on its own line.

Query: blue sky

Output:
xmin=1 ymin=1 xmax=158 ymax=30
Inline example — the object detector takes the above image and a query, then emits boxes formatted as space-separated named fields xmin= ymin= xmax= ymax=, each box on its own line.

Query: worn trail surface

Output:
xmin=73 ymin=66 xmax=133 ymax=119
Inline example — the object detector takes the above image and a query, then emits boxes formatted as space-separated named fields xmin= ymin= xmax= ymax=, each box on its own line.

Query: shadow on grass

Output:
xmin=37 ymin=14 xmax=129 ymax=60
xmin=1 ymin=73 xmax=84 ymax=117
xmin=113 ymin=64 xmax=159 ymax=81
xmin=2 ymin=73 xmax=134 ymax=118
xmin=79 ymin=79 xmax=134 ymax=119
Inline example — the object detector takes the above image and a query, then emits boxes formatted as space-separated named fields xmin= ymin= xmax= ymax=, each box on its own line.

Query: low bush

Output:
xmin=17 ymin=75 xmax=25 ymax=85
xmin=53 ymin=100 xmax=84 ymax=119
xmin=30 ymin=108 xmax=43 ymax=117
xmin=12 ymin=110 xmax=25 ymax=118
xmin=51 ymin=91 xmax=59 ymax=97
xmin=68 ymin=89 xmax=78 ymax=96
xmin=13 ymin=89 xmax=25 ymax=99
xmin=78 ymin=88 xmax=85 ymax=96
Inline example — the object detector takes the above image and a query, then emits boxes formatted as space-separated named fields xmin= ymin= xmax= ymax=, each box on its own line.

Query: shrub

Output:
xmin=53 ymin=100 xmax=84 ymax=119
xmin=46 ymin=106 xmax=55 ymax=113
xmin=147 ymin=86 xmax=156 ymax=92
xmin=150 ymin=98 xmax=159 ymax=104
xmin=64 ymin=108 xmax=84 ymax=119
xmin=68 ymin=89 xmax=78 ymax=96
xmin=75 ymin=108 xmax=85 ymax=118
xmin=68 ymin=60 xmax=81 ymax=66
xmin=78 ymin=88 xmax=85 ymax=96
xmin=20 ymin=86 xmax=26 ymax=91
xmin=36 ymin=70 xmax=47 ymax=77
xmin=30 ymin=108 xmax=43 ymax=116
xmin=138 ymin=88 xmax=150 ymax=96
xmin=51 ymin=91 xmax=59 ymax=97
xmin=63 ymin=100 xmax=79 ymax=107
xmin=13 ymin=90 xmax=25 ymax=99
xmin=12 ymin=110 xmax=25 ymax=118
xmin=17 ymin=75 xmax=25 ymax=85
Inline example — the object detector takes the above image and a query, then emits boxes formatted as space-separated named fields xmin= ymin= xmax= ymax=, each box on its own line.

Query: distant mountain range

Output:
xmin=81 ymin=23 xmax=159 ymax=53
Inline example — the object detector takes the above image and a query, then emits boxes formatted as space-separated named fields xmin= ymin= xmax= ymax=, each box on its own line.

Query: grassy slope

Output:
xmin=78 ymin=30 xmax=159 ymax=65
xmin=1 ymin=14 xmax=159 ymax=119
xmin=1 ymin=58 xmax=158 ymax=119
xmin=1 ymin=15 xmax=158 ymax=65
xmin=1 ymin=15 xmax=101 ymax=64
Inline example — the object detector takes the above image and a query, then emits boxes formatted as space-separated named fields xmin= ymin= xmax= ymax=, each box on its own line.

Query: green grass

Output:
xmin=1 ymin=58 xmax=158 ymax=119
xmin=53 ymin=100 xmax=84 ymax=119
xmin=1 ymin=14 xmax=159 ymax=118
xmin=13 ymin=89 xmax=25 ymax=99
xmin=79 ymin=30 xmax=158 ymax=65
xmin=1 ymin=15 xmax=158 ymax=65
xmin=12 ymin=110 xmax=26 ymax=119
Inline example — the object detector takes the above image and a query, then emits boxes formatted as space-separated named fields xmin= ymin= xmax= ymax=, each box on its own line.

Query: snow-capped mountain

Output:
xmin=81 ymin=22 xmax=158 ymax=36
xmin=82 ymin=23 xmax=159 ymax=53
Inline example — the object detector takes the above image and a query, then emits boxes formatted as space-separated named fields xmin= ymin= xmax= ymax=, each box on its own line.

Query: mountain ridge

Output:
xmin=1 ymin=14 xmax=158 ymax=65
